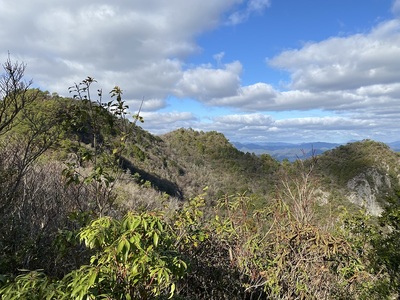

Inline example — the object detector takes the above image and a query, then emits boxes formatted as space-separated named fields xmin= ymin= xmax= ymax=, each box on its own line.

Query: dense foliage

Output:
xmin=1 ymin=58 xmax=400 ymax=299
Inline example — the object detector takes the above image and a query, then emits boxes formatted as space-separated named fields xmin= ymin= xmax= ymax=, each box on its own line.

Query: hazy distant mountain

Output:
xmin=233 ymin=140 xmax=400 ymax=161
xmin=232 ymin=141 xmax=341 ymax=161
xmin=388 ymin=141 xmax=400 ymax=152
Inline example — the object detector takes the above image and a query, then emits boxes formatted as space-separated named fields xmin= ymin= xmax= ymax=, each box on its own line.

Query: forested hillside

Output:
xmin=1 ymin=59 xmax=400 ymax=299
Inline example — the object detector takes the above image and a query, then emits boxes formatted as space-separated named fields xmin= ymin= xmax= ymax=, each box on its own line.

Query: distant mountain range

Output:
xmin=388 ymin=141 xmax=400 ymax=150
xmin=233 ymin=140 xmax=400 ymax=161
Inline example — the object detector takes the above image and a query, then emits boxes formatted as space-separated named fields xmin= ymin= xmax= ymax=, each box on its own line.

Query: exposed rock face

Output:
xmin=315 ymin=188 xmax=330 ymax=205
xmin=346 ymin=168 xmax=391 ymax=216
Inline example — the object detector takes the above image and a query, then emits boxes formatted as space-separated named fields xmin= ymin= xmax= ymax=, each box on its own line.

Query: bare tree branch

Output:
xmin=0 ymin=55 xmax=37 ymax=134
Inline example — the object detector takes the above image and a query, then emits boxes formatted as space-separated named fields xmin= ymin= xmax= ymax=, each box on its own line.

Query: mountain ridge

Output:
xmin=4 ymin=90 xmax=398 ymax=216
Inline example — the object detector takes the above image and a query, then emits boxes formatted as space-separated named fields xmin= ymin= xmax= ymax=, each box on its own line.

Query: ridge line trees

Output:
xmin=64 ymin=76 xmax=142 ymax=217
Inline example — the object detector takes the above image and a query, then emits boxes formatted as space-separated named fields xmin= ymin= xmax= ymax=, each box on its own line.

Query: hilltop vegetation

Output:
xmin=1 ymin=58 xmax=400 ymax=299
xmin=318 ymin=140 xmax=399 ymax=186
xmin=315 ymin=140 xmax=400 ymax=215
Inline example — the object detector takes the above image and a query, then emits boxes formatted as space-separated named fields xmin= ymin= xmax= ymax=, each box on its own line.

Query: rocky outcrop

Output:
xmin=346 ymin=168 xmax=391 ymax=216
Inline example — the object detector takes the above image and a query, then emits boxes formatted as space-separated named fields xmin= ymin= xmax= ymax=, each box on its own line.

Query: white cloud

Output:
xmin=210 ymin=82 xmax=277 ymax=108
xmin=275 ymin=117 xmax=374 ymax=130
xmin=130 ymin=98 xmax=166 ymax=112
xmin=2 ymin=0 xmax=400 ymax=143
xmin=174 ymin=61 xmax=242 ymax=101
xmin=190 ymin=17 xmax=400 ymax=124
xmin=140 ymin=111 xmax=197 ymax=134
xmin=202 ymin=114 xmax=386 ymax=143
xmin=154 ymin=15 xmax=399 ymax=138
xmin=1 ymin=0 xmax=240 ymax=103
xmin=227 ymin=0 xmax=271 ymax=25
xmin=207 ymin=113 xmax=276 ymax=141
xmin=142 ymin=111 xmax=195 ymax=123
xmin=213 ymin=52 xmax=225 ymax=67
xmin=269 ymin=19 xmax=400 ymax=91
xmin=214 ymin=113 xmax=273 ymax=125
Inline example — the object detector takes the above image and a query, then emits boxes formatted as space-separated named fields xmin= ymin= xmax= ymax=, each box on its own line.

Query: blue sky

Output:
xmin=194 ymin=0 xmax=393 ymax=85
xmin=1 ymin=0 xmax=400 ymax=143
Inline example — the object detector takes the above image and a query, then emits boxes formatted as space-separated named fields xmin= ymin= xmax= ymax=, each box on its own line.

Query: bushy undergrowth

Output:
xmin=2 ymin=191 xmax=397 ymax=299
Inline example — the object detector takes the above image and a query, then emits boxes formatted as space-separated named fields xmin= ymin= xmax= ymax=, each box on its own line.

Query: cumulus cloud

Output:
xmin=214 ymin=113 xmax=274 ymax=125
xmin=1 ymin=0 xmax=240 ymax=102
xmin=174 ymin=61 xmax=242 ymax=101
xmin=195 ymin=114 xmax=379 ymax=143
xmin=219 ymin=19 xmax=400 ymax=139
xmin=269 ymin=19 xmax=400 ymax=92
xmin=140 ymin=111 xmax=197 ymax=134
xmin=3 ymin=0 xmax=400 ymax=143
xmin=209 ymin=83 xmax=277 ymax=108
xmin=197 ymin=114 xmax=386 ymax=143
xmin=192 ymin=17 xmax=400 ymax=122
xmin=142 ymin=111 xmax=195 ymax=122
xmin=275 ymin=117 xmax=374 ymax=130
xmin=207 ymin=113 xmax=276 ymax=141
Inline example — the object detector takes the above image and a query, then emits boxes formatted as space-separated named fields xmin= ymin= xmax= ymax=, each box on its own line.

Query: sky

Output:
xmin=1 ymin=0 xmax=400 ymax=144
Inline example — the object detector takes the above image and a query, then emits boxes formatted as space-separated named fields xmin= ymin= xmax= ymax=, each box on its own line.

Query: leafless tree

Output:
xmin=0 ymin=55 xmax=38 ymax=134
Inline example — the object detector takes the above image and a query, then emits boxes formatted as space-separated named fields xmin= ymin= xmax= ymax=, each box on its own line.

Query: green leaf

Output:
xmin=125 ymin=239 xmax=131 ymax=253
xmin=129 ymin=217 xmax=141 ymax=231
xmin=88 ymin=270 xmax=97 ymax=287
xmin=142 ymin=218 xmax=148 ymax=231
xmin=157 ymin=220 xmax=163 ymax=231
xmin=153 ymin=232 xmax=159 ymax=247
xmin=71 ymin=284 xmax=82 ymax=297
xmin=124 ymin=240 xmax=130 ymax=262
xmin=117 ymin=239 xmax=125 ymax=254
xmin=169 ymin=283 xmax=176 ymax=299
xmin=46 ymin=290 xmax=55 ymax=300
